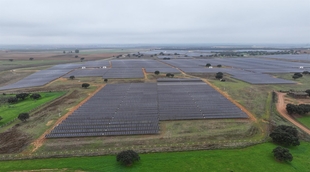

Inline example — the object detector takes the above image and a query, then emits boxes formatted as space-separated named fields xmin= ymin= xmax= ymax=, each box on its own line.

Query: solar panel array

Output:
xmin=157 ymin=79 xmax=248 ymax=120
xmin=47 ymin=80 xmax=248 ymax=138
xmin=0 ymin=66 xmax=73 ymax=90
xmin=46 ymin=83 xmax=159 ymax=138
xmin=260 ymin=54 xmax=310 ymax=62
xmin=160 ymin=58 xmax=305 ymax=84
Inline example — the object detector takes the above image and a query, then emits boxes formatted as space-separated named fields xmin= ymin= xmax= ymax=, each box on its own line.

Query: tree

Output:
xmin=80 ymin=58 xmax=85 ymax=62
xmin=63 ymin=51 xmax=66 ymax=54
xmin=116 ymin=150 xmax=140 ymax=166
xmin=8 ymin=97 xmax=18 ymax=104
xmin=166 ymin=73 xmax=174 ymax=78
xmin=16 ymin=93 xmax=29 ymax=100
xmin=272 ymin=147 xmax=293 ymax=162
xmin=18 ymin=113 xmax=29 ymax=122
xmin=217 ymin=64 xmax=222 ymax=67
xmin=30 ymin=93 xmax=41 ymax=100
xmin=75 ymin=55 xmax=78 ymax=58
xmin=104 ymin=79 xmax=108 ymax=82
xmin=75 ymin=49 xmax=79 ymax=53
xmin=9 ymin=59 xmax=13 ymax=62
xmin=29 ymin=58 xmax=34 ymax=60
xmin=69 ymin=75 xmax=75 ymax=80
xmin=215 ymin=72 xmax=224 ymax=79
xmin=154 ymin=71 xmax=160 ymax=75
xmin=82 ymin=83 xmax=90 ymax=88
xmin=305 ymin=89 xmax=310 ymax=96
xmin=269 ymin=125 xmax=300 ymax=146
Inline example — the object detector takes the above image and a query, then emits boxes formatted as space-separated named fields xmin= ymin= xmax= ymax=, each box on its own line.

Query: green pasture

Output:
xmin=296 ymin=116 xmax=310 ymax=129
xmin=0 ymin=92 xmax=65 ymax=126
xmin=0 ymin=142 xmax=309 ymax=172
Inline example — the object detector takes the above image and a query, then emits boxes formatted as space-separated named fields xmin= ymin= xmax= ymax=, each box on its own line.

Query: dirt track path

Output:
xmin=276 ymin=92 xmax=310 ymax=135
xmin=30 ymin=84 xmax=105 ymax=153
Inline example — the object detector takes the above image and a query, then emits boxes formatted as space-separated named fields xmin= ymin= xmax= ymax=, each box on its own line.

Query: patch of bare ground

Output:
xmin=0 ymin=127 xmax=31 ymax=154
xmin=0 ymin=70 xmax=35 ymax=87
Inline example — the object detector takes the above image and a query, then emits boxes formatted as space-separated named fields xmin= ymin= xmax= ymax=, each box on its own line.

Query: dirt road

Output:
xmin=276 ymin=92 xmax=310 ymax=135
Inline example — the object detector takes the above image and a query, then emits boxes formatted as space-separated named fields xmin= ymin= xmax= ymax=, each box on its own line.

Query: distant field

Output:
xmin=0 ymin=142 xmax=309 ymax=172
xmin=0 ymin=92 xmax=65 ymax=126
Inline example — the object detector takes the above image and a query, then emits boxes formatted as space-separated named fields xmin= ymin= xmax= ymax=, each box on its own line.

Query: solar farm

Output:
xmin=46 ymin=79 xmax=248 ymax=138
xmin=2 ymin=54 xmax=309 ymax=91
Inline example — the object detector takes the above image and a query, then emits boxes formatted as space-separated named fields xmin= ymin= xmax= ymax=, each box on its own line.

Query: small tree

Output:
xmin=8 ymin=97 xmax=18 ymax=104
xmin=16 ymin=93 xmax=29 ymax=100
xmin=80 ymin=57 xmax=85 ymax=62
xmin=9 ymin=59 xmax=13 ymax=62
xmin=116 ymin=150 xmax=140 ymax=166
xmin=269 ymin=125 xmax=300 ymax=146
xmin=18 ymin=113 xmax=29 ymax=122
xmin=215 ymin=72 xmax=224 ymax=79
xmin=29 ymin=58 xmax=34 ymax=60
xmin=75 ymin=49 xmax=79 ymax=53
xmin=69 ymin=75 xmax=75 ymax=80
xmin=30 ymin=93 xmax=41 ymax=100
xmin=305 ymin=89 xmax=310 ymax=96
xmin=272 ymin=147 xmax=293 ymax=162
xmin=75 ymin=55 xmax=78 ymax=58
xmin=82 ymin=83 xmax=90 ymax=88
xmin=206 ymin=63 xmax=211 ymax=67
xmin=104 ymin=79 xmax=108 ymax=82
xmin=217 ymin=64 xmax=222 ymax=67
xmin=154 ymin=71 xmax=160 ymax=75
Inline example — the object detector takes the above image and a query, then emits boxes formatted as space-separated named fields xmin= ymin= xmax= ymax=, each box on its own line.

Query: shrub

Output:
xmin=116 ymin=150 xmax=140 ymax=166
xmin=272 ymin=147 xmax=293 ymax=162
xmin=18 ymin=113 xmax=29 ymax=122
xmin=82 ymin=83 xmax=90 ymax=88
xmin=269 ymin=125 xmax=300 ymax=146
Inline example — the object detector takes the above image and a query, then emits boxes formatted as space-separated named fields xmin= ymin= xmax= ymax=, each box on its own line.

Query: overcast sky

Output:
xmin=0 ymin=0 xmax=309 ymax=45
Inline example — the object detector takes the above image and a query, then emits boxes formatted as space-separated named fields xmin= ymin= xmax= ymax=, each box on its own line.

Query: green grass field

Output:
xmin=0 ymin=142 xmax=309 ymax=172
xmin=0 ymin=92 xmax=65 ymax=126
xmin=296 ymin=116 xmax=310 ymax=129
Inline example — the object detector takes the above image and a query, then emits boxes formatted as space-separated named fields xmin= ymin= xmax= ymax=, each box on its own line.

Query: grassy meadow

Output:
xmin=0 ymin=142 xmax=309 ymax=172
xmin=0 ymin=92 xmax=65 ymax=126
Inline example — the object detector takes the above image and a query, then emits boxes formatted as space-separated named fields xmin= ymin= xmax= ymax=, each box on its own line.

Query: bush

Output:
xmin=8 ymin=97 xmax=18 ymax=104
xmin=269 ymin=125 xmax=300 ymax=146
xmin=215 ymin=72 xmax=224 ymax=79
xmin=272 ymin=147 xmax=293 ymax=162
xmin=217 ymin=64 xmax=222 ymax=67
xmin=206 ymin=63 xmax=211 ymax=67
xmin=69 ymin=76 xmax=75 ymax=80
xmin=30 ymin=93 xmax=41 ymax=100
xmin=16 ymin=93 xmax=29 ymax=100
xmin=18 ymin=113 xmax=29 ymax=122
xmin=104 ymin=79 xmax=108 ymax=82
xmin=166 ymin=73 xmax=174 ymax=78
xmin=154 ymin=71 xmax=160 ymax=75
xmin=116 ymin=150 xmax=140 ymax=166
xmin=82 ymin=83 xmax=90 ymax=88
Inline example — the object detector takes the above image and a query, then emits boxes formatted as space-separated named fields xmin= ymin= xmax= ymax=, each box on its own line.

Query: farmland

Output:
xmin=0 ymin=49 xmax=309 ymax=171
xmin=0 ymin=142 xmax=310 ymax=172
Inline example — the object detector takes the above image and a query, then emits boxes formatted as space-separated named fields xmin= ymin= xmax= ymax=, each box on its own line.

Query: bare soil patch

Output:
xmin=0 ymin=127 xmax=31 ymax=154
